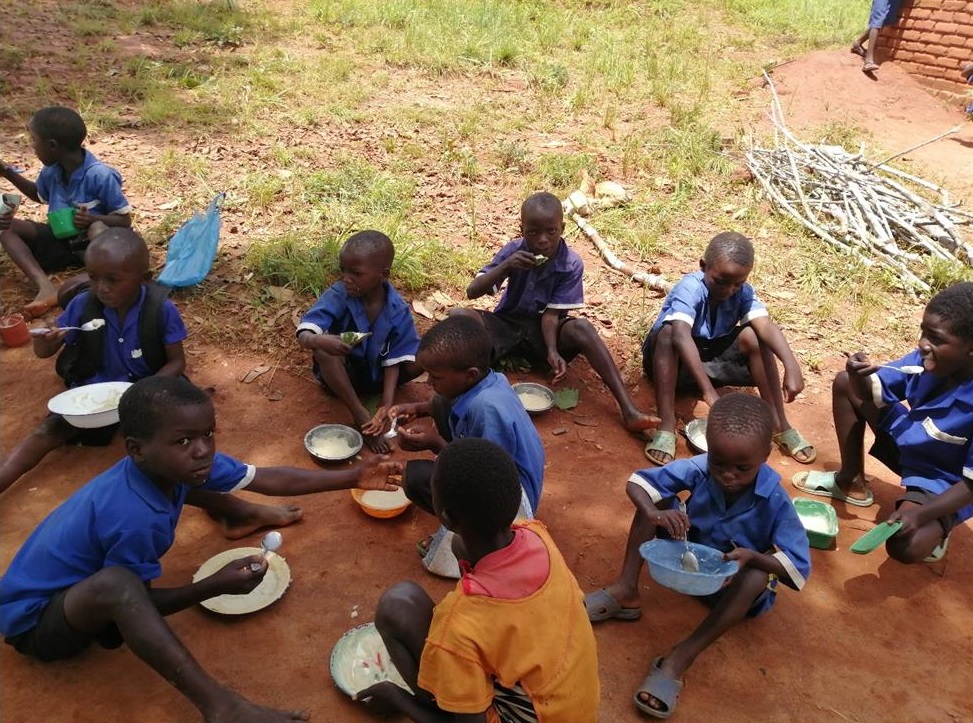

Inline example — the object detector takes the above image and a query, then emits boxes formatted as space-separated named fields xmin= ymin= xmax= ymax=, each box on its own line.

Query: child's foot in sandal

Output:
xmin=774 ymin=428 xmax=816 ymax=464
xmin=862 ymin=61 xmax=880 ymax=73
xmin=644 ymin=429 xmax=677 ymax=466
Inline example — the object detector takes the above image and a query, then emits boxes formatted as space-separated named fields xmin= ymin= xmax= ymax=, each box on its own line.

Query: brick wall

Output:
xmin=879 ymin=0 xmax=973 ymax=103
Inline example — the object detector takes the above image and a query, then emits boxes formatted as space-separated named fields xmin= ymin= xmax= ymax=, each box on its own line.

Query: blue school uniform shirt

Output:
xmin=628 ymin=457 xmax=810 ymax=595
xmin=649 ymin=271 xmax=768 ymax=341
xmin=56 ymin=286 xmax=188 ymax=387
xmin=449 ymin=370 xmax=546 ymax=510
xmin=869 ymin=349 xmax=973 ymax=523
xmin=297 ymin=280 xmax=420 ymax=386
xmin=477 ymin=238 xmax=584 ymax=318
xmin=0 ymin=453 xmax=255 ymax=638
xmin=36 ymin=150 xmax=131 ymax=216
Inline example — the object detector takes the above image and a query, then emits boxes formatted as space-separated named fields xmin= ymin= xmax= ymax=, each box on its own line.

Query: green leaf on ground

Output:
xmin=553 ymin=388 xmax=579 ymax=410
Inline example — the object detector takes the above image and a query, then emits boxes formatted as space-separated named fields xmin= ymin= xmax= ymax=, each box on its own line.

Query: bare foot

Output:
xmin=363 ymin=433 xmax=391 ymax=454
xmin=24 ymin=287 xmax=58 ymax=319
xmin=221 ymin=503 xmax=304 ymax=540
xmin=622 ymin=410 xmax=660 ymax=434
xmin=205 ymin=693 xmax=309 ymax=723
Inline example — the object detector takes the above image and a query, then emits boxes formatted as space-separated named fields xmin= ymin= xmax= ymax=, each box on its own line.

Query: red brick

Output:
xmin=907 ymin=8 xmax=932 ymax=19
xmin=935 ymin=22 xmax=960 ymax=34
xmin=941 ymin=0 xmax=967 ymax=10
xmin=913 ymin=19 xmax=937 ymax=31
xmin=924 ymin=43 xmax=949 ymax=56
xmin=955 ymin=12 xmax=973 ymax=25
xmin=947 ymin=46 xmax=970 ymax=60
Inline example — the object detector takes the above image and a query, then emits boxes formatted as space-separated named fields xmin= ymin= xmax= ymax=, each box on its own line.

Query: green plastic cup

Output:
xmin=48 ymin=207 xmax=80 ymax=239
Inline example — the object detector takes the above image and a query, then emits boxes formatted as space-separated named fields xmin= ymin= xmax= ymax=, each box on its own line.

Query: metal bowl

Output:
xmin=304 ymin=424 xmax=363 ymax=462
xmin=512 ymin=382 xmax=555 ymax=415
xmin=684 ymin=418 xmax=708 ymax=453
xmin=47 ymin=381 xmax=133 ymax=429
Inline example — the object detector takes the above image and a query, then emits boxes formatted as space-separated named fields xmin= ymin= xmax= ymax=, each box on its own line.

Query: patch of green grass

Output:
xmin=715 ymin=0 xmax=867 ymax=48
xmin=532 ymin=153 xmax=596 ymax=195
xmin=134 ymin=0 xmax=269 ymax=48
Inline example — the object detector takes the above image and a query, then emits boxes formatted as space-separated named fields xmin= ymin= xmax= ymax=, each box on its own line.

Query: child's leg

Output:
xmin=311 ymin=349 xmax=372 ymax=430
xmin=886 ymin=495 xmax=950 ymax=564
xmin=185 ymin=490 xmax=303 ymax=540
xmin=737 ymin=327 xmax=788 ymax=431
xmin=647 ymin=325 xmax=681 ymax=436
xmin=0 ymin=416 xmax=79 ymax=495
xmin=558 ymin=317 xmax=655 ymax=433
xmin=61 ymin=567 xmax=307 ymax=722
xmin=373 ymin=580 xmax=436 ymax=703
xmin=588 ymin=508 xmax=660 ymax=614
xmin=637 ymin=566 xmax=769 ymax=715
xmin=0 ymin=221 xmax=59 ymax=309
xmin=831 ymin=370 xmax=884 ymax=496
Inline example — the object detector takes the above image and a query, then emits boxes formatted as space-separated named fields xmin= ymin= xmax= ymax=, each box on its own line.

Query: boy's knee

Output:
xmin=561 ymin=317 xmax=599 ymax=349
xmin=737 ymin=326 xmax=759 ymax=353
xmin=832 ymin=370 xmax=851 ymax=394
xmin=87 ymin=221 xmax=108 ymax=240
xmin=375 ymin=581 xmax=426 ymax=632
xmin=85 ymin=566 xmax=146 ymax=602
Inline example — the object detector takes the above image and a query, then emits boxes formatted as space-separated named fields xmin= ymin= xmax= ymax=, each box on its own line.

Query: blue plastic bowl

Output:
xmin=639 ymin=539 xmax=739 ymax=596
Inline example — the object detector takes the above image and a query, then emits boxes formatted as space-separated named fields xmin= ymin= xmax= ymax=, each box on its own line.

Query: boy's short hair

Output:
xmin=703 ymin=232 xmax=754 ymax=268
xmin=433 ymin=438 xmax=522 ymax=537
xmin=707 ymin=392 xmax=773 ymax=450
xmin=342 ymin=230 xmax=394 ymax=267
xmin=29 ymin=106 xmax=87 ymax=150
xmin=521 ymin=191 xmax=563 ymax=220
xmin=418 ymin=315 xmax=491 ymax=373
xmin=926 ymin=282 xmax=973 ymax=341
xmin=87 ymin=228 xmax=150 ymax=273
xmin=120 ymin=377 xmax=210 ymax=440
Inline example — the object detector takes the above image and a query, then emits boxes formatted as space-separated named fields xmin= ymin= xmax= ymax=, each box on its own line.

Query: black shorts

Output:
xmin=4 ymin=588 xmax=124 ymax=662
xmin=47 ymin=412 xmax=119 ymax=447
xmin=470 ymin=310 xmax=579 ymax=371
xmin=643 ymin=324 xmax=755 ymax=389
xmin=21 ymin=220 xmax=87 ymax=273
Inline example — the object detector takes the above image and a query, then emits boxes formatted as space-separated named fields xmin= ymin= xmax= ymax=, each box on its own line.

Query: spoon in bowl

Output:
xmin=249 ymin=530 xmax=283 ymax=572
xmin=676 ymin=500 xmax=700 ymax=572
xmin=29 ymin=318 xmax=106 ymax=336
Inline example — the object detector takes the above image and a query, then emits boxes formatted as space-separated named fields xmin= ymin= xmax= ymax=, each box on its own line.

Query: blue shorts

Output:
xmin=869 ymin=0 xmax=902 ymax=29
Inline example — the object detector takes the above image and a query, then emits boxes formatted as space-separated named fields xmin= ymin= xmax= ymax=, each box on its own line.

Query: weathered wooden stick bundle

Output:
xmin=747 ymin=71 xmax=971 ymax=294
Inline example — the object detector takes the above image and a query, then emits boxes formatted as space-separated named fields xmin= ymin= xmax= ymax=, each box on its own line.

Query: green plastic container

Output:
xmin=48 ymin=207 xmax=79 ymax=239
xmin=793 ymin=497 xmax=839 ymax=549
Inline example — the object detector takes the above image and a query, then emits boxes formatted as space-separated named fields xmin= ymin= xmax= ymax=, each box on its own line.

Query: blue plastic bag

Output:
xmin=157 ymin=193 xmax=224 ymax=288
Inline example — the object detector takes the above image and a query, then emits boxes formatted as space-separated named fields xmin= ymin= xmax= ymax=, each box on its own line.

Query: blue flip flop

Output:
xmin=634 ymin=657 xmax=683 ymax=719
xmin=584 ymin=588 xmax=642 ymax=623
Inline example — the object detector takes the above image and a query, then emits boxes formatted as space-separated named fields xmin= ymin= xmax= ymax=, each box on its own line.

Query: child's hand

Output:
xmin=315 ymin=334 xmax=353 ymax=356
xmin=208 ymin=554 xmax=268 ymax=596
xmin=356 ymin=458 xmax=405 ymax=491
xmin=724 ymin=546 xmax=757 ymax=568
xmin=505 ymin=250 xmax=539 ymax=272
xmin=361 ymin=406 xmax=389 ymax=436
xmin=0 ymin=209 xmax=13 ymax=231
xmin=388 ymin=402 xmax=421 ymax=424
xmin=546 ymin=350 xmax=568 ymax=383
xmin=781 ymin=369 xmax=804 ymax=402
xmin=397 ymin=422 xmax=443 ymax=452
xmin=354 ymin=680 xmax=408 ymax=713
xmin=649 ymin=508 xmax=689 ymax=540
xmin=886 ymin=506 xmax=922 ymax=537
xmin=73 ymin=207 xmax=94 ymax=229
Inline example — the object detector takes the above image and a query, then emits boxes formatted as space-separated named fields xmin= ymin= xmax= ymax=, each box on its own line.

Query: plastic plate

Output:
xmin=192 ymin=547 xmax=291 ymax=614
xmin=330 ymin=622 xmax=412 ymax=697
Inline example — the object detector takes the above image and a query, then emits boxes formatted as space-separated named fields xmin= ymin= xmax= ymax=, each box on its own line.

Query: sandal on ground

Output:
xmin=850 ymin=42 xmax=866 ymax=58
xmin=415 ymin=534 xmax=434 ymax=558
xmin=774 ymin=428 xmax=816 ymax=464
xmin=633 ymin=657 xmax=683 ymax=719
xmin=924 ymin=534 xmax=950 ymax=563
xmin=862 ymin=61 xmax=880 ymax=73
xmin=584 ymin=588 xmax=642 ymax=623
xmin=644 ymin=430 xmax=677 ymax=466
xmin=792 ymin=470 xmax=874 ymax=508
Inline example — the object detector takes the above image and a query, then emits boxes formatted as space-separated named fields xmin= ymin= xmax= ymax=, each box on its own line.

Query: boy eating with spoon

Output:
xmin=584 ymin=393 xmax=810 ymax=719
xmin=0 ymin=376 xmax=403 ymax=723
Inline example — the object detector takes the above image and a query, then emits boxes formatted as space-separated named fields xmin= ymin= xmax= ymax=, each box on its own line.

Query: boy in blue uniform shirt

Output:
xmin=794 ymin=282 xmax=973 ymax=563
xmin=453 ymin=191 xmax=655 ymax=439
xmin=0 ymin=376 xmax=402 ymax=723
xmin=584 ymin=393 xmax=810 ymax=719
xmin=0 ymin=106 xmax=132 ymax=317
xmin=388 ymin=315 xmax=545 ymax=577
xmin=642 ymin=231 xmax=813 ymax=467
xmin=0 ymin=230 xmax=183 ymax=495
xmin=297 ymin=230 xmax=421 ymax=453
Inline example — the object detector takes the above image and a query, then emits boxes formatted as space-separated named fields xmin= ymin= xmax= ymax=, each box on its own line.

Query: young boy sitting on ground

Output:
xmin=584 ymin=393 xmax=810 ymax=719
xmin=642 ymin=231 xmax=813 ymax=466
xmin=356 ymin=437 xmax=599 ymax=722
xmin=0 ymin=376 xmax=403 ymax=723
xmin=387 ymin=315 xmax=544 ymax=577
xmin=297 ymin=230 xmax=422 ymax=453
xmin=451 ymin=191 xmax=655 ymax=438
xmin=793 ymin=281 xmax=973 ymax=563
xmin=0 ymin=106 xmax=132 ymax=317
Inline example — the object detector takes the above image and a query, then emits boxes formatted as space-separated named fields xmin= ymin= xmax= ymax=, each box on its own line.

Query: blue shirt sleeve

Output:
xmin=382 ymin=304 xmax=420 ymax=367
xmin=85 ymin=163 xmax=130 ymax=216
xmin=477 ymin=242 xmax=520 ymax=294
xmin=628 ymin=458 xmax=703 ymax=503
xmin=298 ymin=284 xmax=348 ymax=335
xmin=659 ymin=275 xmax=704 ymax=328
xmin=162 ymin=300 xmax=188 ymax=345
xmin=546 ymin=251 xmax=584 ymax=310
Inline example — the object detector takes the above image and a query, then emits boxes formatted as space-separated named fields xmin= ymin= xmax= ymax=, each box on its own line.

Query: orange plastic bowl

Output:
xmin=350 ymin=488 xmax=411 ymax=519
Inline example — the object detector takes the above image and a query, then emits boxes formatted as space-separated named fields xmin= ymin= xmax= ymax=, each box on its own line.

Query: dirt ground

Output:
xmin=2 ymin=26 xmax=973 ymax=723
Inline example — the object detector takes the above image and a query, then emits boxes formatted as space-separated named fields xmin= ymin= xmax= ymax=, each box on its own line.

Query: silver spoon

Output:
xmin=249 ymin=530 xmax=283 ymax=572
xmin=383 ymin=417 xmax=399 ymax=440
xmin=676 ymin=500 xmax=700 ymax=572
xmin=875 ymin=364 xmax=923 ymax=374
xmin=29 ymin=318 xmax=105 ymax=336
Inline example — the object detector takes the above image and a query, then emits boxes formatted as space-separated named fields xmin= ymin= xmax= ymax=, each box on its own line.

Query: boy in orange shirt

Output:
xmin=356 ymin=438 xmax=599 ymax=722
